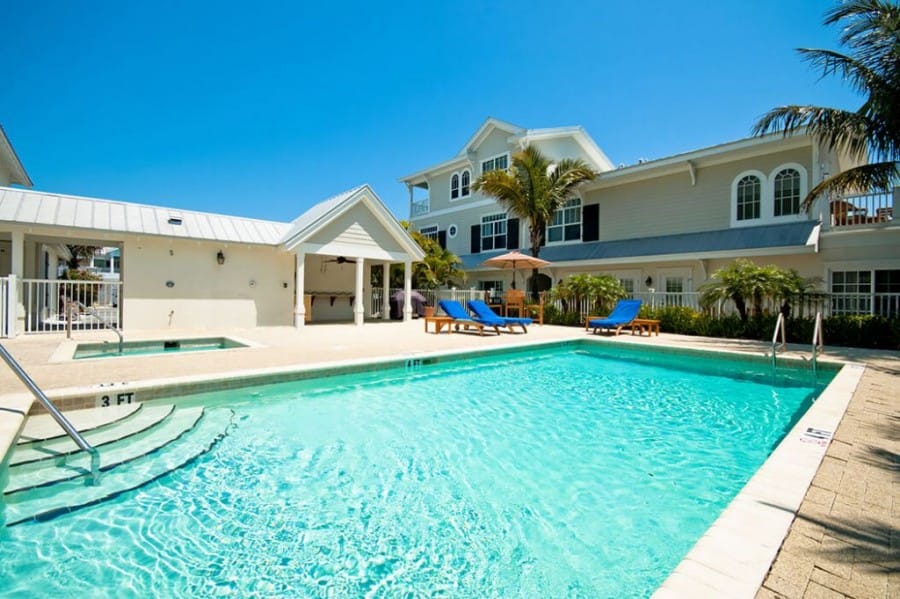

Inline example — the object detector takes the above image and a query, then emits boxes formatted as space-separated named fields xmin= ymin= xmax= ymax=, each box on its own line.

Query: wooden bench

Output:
xmin=630 ymin=318 xmax=660 ymax=336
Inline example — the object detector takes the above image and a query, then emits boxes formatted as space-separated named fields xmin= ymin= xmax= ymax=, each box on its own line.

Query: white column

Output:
xmin=294 ymin=252 xmax=306 ymax=328
xmin=11 ymin=230 xmax=24 ymax=277
xmin=403 ymin=260 xmax=413 ymax=321
xmin=354 ymin=257 xmax=365 ymax=326
xmin=11 ymin=230 xmax=24 ymax=335
xmin=381 ymin=263 xmax=390 ymax=320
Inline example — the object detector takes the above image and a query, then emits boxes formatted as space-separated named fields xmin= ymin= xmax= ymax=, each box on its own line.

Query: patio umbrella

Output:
xmin=481 ymin=250 xmax=551 ymax=289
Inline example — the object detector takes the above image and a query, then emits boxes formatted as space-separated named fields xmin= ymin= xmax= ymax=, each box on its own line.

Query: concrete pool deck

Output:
xmin=0 ymin=321 xmax=897 ymax=598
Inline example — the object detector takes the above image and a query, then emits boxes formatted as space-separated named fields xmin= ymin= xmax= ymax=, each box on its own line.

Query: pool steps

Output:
xmin=10 ymin=404 xmax=176 ymax=467
xmin=2 ymin=405 xmax=233 ymax=526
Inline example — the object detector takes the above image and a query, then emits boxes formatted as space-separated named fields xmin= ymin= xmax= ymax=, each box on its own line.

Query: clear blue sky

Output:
xmin=3 ymin=1 xmax=861 ymax=223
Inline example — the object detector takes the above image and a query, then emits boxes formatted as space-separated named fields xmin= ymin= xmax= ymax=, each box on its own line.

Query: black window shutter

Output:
xmin=540 ymin=224 xmax=547 ymax=247
xmin=470 ymin=225 xmax=481 ymax=254
xmin=582 ymin=203 xmax=599 ymax=242
xmin=437 ymin=230 xmax=447 ymax=249
xmin=506 ymin=218 xmax=519 ymax=250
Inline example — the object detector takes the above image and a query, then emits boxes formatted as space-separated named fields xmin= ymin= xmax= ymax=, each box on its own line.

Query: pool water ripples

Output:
xmin=1 ymin=345 xmax=828 ymax=597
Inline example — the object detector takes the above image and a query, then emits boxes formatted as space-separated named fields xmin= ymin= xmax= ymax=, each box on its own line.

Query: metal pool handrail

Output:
xmin=770 ymin=312 xmax=786 ymax=368
xmin=0 ymin=342 xmax=100 ymax=485
xmin=811 ymin=311 xmax=824 ymax=375
xmin=72 ymin=301 xmax=124 ymax=354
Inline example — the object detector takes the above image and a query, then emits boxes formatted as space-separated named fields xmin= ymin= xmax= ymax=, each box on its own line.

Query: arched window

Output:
xmin=736 ymin=175 xmax=761 ymax=221
xmin=773 ymin=168 xmax=801 ymax=216
xmin=460 ymin=170 xmax=471 ymax=197
xmin=450 ymin=173 xmax=460 ymax=199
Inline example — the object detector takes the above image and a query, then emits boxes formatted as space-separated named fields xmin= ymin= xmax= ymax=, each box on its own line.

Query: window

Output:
xmin=618 ymin=278 xmax=635 ymax=295
xmin=774 ymin=168 xmax=801 ymax=216
xmin=447 ymin=224 xmax=458 ymax=238
xmin=831 ymin=268 xmax=900 ymax=316
xmin=480 ymin=213 xmax=507 ymax=251
xmin=736 ymin=175 xmax=761 ymax=221
xmin=831 ymin=270 xmax=872 ymax=315
xmin=461 ymin=170 xmax=471 ymax=197
xmin=450 ymin=169 xmax=471 ymax=200
xmin=547 ymin=197 xmax=581 ymax=243
xmin=419 ymin=225 xmax=439 ymax=241
xmin=450 ymin=174 xmax=460 ymax=200
xmin=481 ymin=153 xmax=509 ymax=173
xmin=663 ymin=277 xmax=685 ymax=307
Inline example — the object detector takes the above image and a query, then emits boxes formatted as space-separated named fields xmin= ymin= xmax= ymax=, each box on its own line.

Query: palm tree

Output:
xmin=473 ymin=144 xmax=596 ymax=292
xmin=753 ymin=1 xmax=900 ymax=210
xmin=410 ymin=230 xmax=466 ymax=289
xmin=699 ymin=259 xmax=815 ymax=321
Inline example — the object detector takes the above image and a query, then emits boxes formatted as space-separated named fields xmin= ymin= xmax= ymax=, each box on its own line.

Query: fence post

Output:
xmin=6 ymin=274 xmax=17 ymax=338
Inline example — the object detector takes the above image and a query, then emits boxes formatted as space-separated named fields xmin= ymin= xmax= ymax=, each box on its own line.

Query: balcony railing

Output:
xmin=829 ymin=189 xmax=895 ymax=228
xmin=411 ymin=197 xmax=430 ymax=217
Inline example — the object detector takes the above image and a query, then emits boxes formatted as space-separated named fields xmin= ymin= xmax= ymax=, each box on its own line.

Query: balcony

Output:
xmin=411 ymin=197 xmax=430 ymax=217
xmin=829 ymin=188 xmax=896 ymax=228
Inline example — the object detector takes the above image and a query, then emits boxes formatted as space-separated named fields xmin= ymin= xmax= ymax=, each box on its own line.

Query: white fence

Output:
xmin=21 ymin=279 xmax=122 ymax=334
xmin=368 ymin=288 xmax=484 ymax=317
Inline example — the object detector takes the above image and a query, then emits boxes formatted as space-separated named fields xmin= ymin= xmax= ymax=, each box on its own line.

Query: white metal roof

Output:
xmin=0 ymin=186 xmax=291 ymax=244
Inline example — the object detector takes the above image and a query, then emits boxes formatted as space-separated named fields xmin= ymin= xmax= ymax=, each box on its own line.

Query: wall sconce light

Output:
xmin=645 ymin=276 xmax=653 ymax=287
xmin=216 ymin=250 xmax=225 ymax=265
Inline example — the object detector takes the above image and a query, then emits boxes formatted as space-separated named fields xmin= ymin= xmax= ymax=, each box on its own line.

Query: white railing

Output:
xmin=411 ymin=197 xmax=430 ymax=217
xmin=22 ymin=279 xmax=122 ymax=333
xmin=830 ymin=292 xmax=900 ymax=317
xmin=368 ymin=288 xmax=485 ymax=317
xmin=829 ymin=189 xmax=895 ymax=228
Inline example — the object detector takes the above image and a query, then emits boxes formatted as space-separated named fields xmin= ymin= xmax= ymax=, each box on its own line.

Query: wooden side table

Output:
xmin=631 ymin=318 xmax=661 ymax=336
xmin=424 ymin=315 xmax=454 ymax=334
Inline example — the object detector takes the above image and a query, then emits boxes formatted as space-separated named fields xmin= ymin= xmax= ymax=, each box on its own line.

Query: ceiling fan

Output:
xmin=324 ymin=256 xmax=356 ymax=264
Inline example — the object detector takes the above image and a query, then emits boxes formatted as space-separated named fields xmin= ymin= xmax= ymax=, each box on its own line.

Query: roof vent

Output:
xmin=638 ymin=158 xmax=647 ymax=164
xmin=167 ymin=214 xmax=183 ymax=225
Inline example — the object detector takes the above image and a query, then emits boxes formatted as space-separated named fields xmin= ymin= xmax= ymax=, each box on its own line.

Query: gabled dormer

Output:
xmin=0 ymin=124 xmax=33 ymax=188
xmin=399 ymin=117 xmax=613 ymax=220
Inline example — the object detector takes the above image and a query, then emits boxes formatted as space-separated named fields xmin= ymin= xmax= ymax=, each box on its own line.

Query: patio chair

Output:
xmin=437 ymin=300 xmax=500 ymax=336
xmin=503 ymin=289 xmax=526 ymax=317
xmin=466 ymin=299 xmax=532 ymax=333
xmin=585 ymin=299 xmax=642 ymax=336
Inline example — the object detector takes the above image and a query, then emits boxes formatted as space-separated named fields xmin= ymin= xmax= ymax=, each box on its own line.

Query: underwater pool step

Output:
xmin=10 ymin=404 xmax=175 ymax=467
xmin=3 ymin=408 xmax=234 ymax=527
xmin=4 ymin=407 xmax=204 ymax=493
xmin=16 ymin=402 xmax=143 ymax=445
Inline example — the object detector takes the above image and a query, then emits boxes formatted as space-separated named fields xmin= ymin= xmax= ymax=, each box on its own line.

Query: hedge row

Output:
xmin=543 ymin=305 xmax=900 ymax=350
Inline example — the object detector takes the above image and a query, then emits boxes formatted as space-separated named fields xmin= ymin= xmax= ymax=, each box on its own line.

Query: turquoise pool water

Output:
xmin=73 ymin=336 xmax=247 ymax=359
xmin=1 ymin=343 xmax=831 ymax=597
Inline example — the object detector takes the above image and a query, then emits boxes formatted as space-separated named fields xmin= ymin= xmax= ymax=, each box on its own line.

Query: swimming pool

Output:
xmin=1 ymin=342 xmax=833 ymax=596
xmin=72 ymin=336 xmax=248 ymax=359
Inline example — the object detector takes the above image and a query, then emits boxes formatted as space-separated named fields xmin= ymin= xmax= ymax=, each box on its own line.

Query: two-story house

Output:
xmin=402 ymin=117 xmax=899 ymax=316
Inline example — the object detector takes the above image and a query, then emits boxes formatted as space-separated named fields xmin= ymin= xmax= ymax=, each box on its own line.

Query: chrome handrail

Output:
xmin=770 ymin=312 xmax=786 ymax=369
xmin=0 ymin=343 xmax=100 ymax=485
xmin=76 ymin=301 xmax=124 ymax=354
xmin=812 ymin=311 xmax=824 ymax=375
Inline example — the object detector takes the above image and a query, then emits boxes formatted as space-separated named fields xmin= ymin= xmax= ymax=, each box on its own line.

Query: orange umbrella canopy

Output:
xmin=480 ymin=250 xmax=551 ymax=289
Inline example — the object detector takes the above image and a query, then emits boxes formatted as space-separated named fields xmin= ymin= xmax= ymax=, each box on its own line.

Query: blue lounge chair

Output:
xmin=467 ymin=299 xmax=532 ymax=333
xmin=585 ymin=299 xmax=642 ymax=335
xmin=437 ymin=300 xmax=500 ymax=335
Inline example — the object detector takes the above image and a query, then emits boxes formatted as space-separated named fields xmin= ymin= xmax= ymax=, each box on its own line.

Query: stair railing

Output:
xmin=811 ymin=311 xmax=824 ymax=376
xmin=0 ymin=342 xmax=100 ymax=485
xmin=770 ymin=312 xmax=786 ymax=369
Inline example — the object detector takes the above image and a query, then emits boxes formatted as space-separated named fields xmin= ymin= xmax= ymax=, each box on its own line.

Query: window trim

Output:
xmin=769 ymin=163 xmax=808 ymax=220
xmin=480 ymin=212 xmax=508 ymax=252
xmin=545 ymin=197 xmax=582 ymax=245
xmin=732 ymin=170 xmax=764 ymax=225
xmin=419 ymin=224 xmax=439 ymax=242
xmin=449 ymin=169 xmax=472 ymax=201
xmin=450 ymin=173 xmax=460 ymax=200
xmin=480 ymin=152 xmax=510 ymax=175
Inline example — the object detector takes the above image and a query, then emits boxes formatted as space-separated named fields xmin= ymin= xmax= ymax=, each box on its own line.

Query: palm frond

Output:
xmin=803 ymin=161 xmax=900 ymax=210
xmin=796 ymin=47 xmax=882 ymax=97
xmin=753 ymin=105 xmax=872 ymax=160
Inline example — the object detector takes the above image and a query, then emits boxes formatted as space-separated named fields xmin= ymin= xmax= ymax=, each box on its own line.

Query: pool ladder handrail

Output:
xmin=811 ymin=311 xmax=824 ymax=375
xmin=770 ymin=312 xmax=786 ymax=368
xmin=73 ymin=301 xmax=123 ymax=354
xmin=0 ymin=342 xmax=100 ymax=485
